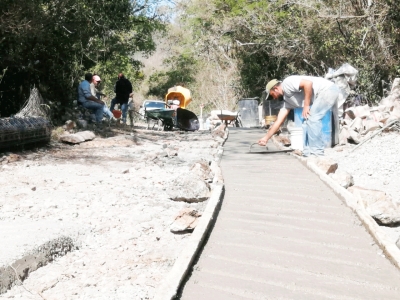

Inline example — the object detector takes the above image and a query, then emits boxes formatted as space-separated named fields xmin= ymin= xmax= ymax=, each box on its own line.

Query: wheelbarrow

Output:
xmin=145 ymin=108 xmax=175 ymax=131
xmin=145 ymin=107 xmax=200 ymax=132
xmin=215 ymin=110 xmax=242 ymax=127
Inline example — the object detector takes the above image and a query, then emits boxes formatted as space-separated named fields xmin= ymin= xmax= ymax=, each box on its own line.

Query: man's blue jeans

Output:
xmin=302 ymin=85 xmax=340 ymax=157
xmin=103 ymin=105 xmax=113 ymax=119
xmin=82 ymin=101 xmax=104 ymax=123
xmin=110 ymin=98 xmax=128 ymax=123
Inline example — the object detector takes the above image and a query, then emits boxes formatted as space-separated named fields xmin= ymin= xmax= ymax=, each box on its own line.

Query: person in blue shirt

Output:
xmin=78 ymin=73 xmax=105 ymax=126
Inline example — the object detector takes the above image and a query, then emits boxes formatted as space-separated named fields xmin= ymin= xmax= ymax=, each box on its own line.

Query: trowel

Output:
xmin=248 ymin=142 xmax=294 ymax=154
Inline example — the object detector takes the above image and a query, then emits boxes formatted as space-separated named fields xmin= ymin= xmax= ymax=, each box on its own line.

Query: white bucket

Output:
xmin=199 ymin=118 xmax=204 ymax=130
xmin=289 ymin=127 xmax=303 ymax=150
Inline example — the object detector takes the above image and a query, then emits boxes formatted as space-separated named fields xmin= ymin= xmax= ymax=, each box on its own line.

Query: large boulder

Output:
xmin=59 ymin=133 xmax=85 ymax=144
xmin=348 ymin=128 xmax=361 ymax=144
xmin=329 ymin=170 xmax=354 ymax=189
xmin=60 ymin=131 xmax=96 ymax=144
xmin=345 ymin=105 xmax=370 ymax=119
xmin=167 ymin=172 xmax=210 ymax=202
xmin=190 ymin=160 xmax=213 ymax=182
xmin=350 ymin=117 xmax=363 ymax=132
xmin=76 ymin=131 xmax=96 ymax=141
xmin=363 ymin=119 xmax=381 ymax=134
xmin=348 ymin=186 xmax=400 ymax=226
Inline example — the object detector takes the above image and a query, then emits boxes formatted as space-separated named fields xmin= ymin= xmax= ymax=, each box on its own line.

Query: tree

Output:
xmin=176 ymin=0 xmax=400 ymax=105
xmin=0 ymin=0 xmax=164 ymax=121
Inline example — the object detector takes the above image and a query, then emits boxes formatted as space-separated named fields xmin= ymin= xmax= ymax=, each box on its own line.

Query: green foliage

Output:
xmin=0 ymin=0 xmax=164 ymax=122
xmin=176 ymin=0 xmax=400 ymax=106
xmin=147 ymin=53 xmax=198 ymax=98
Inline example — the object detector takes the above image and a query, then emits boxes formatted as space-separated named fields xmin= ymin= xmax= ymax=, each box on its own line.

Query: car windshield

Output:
xmin=145 ymin=101 xmax=165 ymax=109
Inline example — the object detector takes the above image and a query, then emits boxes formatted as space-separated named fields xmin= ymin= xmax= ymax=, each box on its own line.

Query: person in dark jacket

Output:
xmin=109 ymin=73 xmax=133 ymax=124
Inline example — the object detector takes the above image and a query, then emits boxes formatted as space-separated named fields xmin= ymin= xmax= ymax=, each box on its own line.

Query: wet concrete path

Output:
xmin=180 ymin=128 xmax=400 ymax=299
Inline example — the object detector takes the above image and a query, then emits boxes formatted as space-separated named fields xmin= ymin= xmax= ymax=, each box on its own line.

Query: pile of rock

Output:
xmin=315 ymin=78 xmax=400 ymax=248
xmin=315 ymin=157 xmax=400 ymax=228
xmin=339 ymin=78 xmax=400 ymax=145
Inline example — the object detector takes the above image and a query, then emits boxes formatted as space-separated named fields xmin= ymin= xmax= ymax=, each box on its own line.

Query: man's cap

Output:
xmin=265 ymin=79 xmax=280 ymax=92
xmin=93 ymin=75 xmax=101 ymax=82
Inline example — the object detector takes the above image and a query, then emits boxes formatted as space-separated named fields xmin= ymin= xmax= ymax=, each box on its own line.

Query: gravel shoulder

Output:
xmin=323 ymin=131 xmax=400 ymax=244
xmin=0 ymin=126 xmax=224 ymax=299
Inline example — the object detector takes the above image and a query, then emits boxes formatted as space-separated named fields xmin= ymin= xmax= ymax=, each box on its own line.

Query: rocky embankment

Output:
xmin=325 ymin=78 xmax=400 ymax=245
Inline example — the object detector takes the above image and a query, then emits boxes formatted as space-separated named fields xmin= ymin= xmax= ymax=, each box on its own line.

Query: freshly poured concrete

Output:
xmin=180 ymin=128 xmax=400 ymax=299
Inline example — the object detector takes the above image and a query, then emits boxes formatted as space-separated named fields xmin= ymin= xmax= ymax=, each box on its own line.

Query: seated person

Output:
xmin=78 ymin=73 xmax=104 ymax=125
xmin=90 ymin=75 xmax=114 ymax=120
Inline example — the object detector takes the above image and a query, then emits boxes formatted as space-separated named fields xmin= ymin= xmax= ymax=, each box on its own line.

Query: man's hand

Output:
xmin=302 ymin=105 xmax=310 ymax=119
xmin=87 ymin=95 xmax=104 ymax=104
xmin=258 ymin=137 xmax=268 ymax=146
xmin=92 ymin=98 xmax=104 ymax=105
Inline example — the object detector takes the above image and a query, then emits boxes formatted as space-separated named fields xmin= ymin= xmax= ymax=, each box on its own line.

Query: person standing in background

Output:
xmin=109 ymin=73 xmax=133 ymax=125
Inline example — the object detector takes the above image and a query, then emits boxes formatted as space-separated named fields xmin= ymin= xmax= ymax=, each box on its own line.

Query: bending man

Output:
xmin=258 ymin=76 xmax=339 ymax=157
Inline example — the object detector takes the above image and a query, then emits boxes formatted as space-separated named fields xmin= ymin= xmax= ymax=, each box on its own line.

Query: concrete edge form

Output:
xmin=0 ymin=236 xmax=77 ymax=295
xmin=293 ymin=154 xmax=400 ymax=269
xmin=153 ymin=184 xmax=225 ymax=300
xmin=153 ymin=128 xmax=229 ymax=300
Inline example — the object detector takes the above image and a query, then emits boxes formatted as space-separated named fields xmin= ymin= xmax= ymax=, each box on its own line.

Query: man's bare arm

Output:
xmin=299 ymin=79 xmax=313 ymax=119
xmin=258 ymin=108 xmax=290 ymax=146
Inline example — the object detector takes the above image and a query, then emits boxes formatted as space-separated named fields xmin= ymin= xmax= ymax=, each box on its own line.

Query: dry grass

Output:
xmin=51 ymin=126 xmax=66 ymax=141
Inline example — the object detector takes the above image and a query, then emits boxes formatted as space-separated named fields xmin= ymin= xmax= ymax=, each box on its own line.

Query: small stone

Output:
xmin=315 ymin=157 xmax=338 ymax=175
